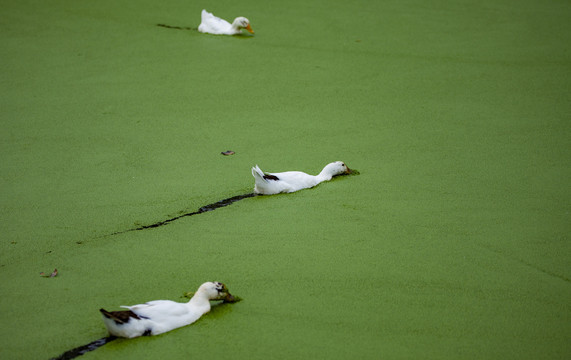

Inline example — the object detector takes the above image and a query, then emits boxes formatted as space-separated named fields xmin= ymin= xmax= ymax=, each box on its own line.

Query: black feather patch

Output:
xmin=100 ymin=309 xmax=143 ymax=325
xmin=263 ymin=174 xmax=280 ymax=181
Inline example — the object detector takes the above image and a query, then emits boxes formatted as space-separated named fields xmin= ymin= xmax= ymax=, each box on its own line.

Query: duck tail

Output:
xmin=252 ymin=165 xmax=267 ymax=182
xmin=100 ymin=308 xmax=126 ymax=324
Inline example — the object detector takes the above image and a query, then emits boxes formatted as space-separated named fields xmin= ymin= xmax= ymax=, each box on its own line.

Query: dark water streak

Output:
xmin=111 ymin=193 xmax=256 ymax=235
xmin=50 ymin=336 xmax=117 ymax=360
xmin=156 ymin=23 xmax=195 ymax=31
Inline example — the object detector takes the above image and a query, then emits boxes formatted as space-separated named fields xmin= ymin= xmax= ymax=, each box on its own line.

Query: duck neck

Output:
xmin=317 ymin=168 xmax=333 ymax=181
xmin=188 ymin=291 xmax=212 ymax=313
xmin=230 ymin=20 xmax=241 ymax=33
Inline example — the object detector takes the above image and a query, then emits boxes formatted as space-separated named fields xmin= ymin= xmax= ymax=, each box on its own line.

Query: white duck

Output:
xmin=198 ymin=9 xmax=254 ymax=35
xmin=100 ymin=282 xmax=234 ymax=338
xmin=252 ymin=161 xmax=351 ymax=195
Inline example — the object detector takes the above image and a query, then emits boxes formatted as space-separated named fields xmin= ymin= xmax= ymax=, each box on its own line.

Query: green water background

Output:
xmin=1 ymin=0 xmax=569 ymax=358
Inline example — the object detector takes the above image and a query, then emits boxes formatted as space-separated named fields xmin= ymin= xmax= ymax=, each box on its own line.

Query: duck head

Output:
xmin=232 ymin=17 xmax=254 ymax=34
xmin=198 ymin=281 xmax=232 ymax=301
xmin=320 ymin=161 xmax=352 ymax=179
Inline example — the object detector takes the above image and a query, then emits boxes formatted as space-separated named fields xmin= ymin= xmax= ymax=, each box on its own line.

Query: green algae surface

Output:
xmin=1 ymin=0 xmax=570 ymax=359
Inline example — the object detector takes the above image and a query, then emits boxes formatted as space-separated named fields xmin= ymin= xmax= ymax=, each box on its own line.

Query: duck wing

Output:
xmin=270 ymin=171 xmax=319 ymax=188
xmin=121 ymin=300 xmax=188 ymax=318
xmin=198 ymin=9 xmax=232 ymax=34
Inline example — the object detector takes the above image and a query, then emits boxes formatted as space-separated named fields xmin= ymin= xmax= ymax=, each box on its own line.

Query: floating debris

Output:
xmin=40 ymin=268 xmax=58 ymax=278
xmin=221 ymin=150 xmax=235 ymax=156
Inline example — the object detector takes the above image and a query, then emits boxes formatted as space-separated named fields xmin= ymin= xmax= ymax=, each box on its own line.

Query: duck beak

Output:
xmin=345 ymin=166 xmax=352 ymax=174
xmin=223 ymin=293 xmax=237 ymax=302
xmin=245 ymin=24 xmax=254 ymax=34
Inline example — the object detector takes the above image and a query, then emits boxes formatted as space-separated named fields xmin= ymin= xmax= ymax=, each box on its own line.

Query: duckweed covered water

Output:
xmin=1 ymin=0 xmax=570 ymax=359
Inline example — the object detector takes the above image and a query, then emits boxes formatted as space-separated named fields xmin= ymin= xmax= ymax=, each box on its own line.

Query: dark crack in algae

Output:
xmin=112 ymin=193 xmax=256 ymax=235
xmin=50 ymin=336 xmax=117 ymax=360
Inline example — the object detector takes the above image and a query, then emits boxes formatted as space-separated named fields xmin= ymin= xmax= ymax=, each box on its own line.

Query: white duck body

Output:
xmin=252 ymin=161 xmax=351 ymax=195
xmin=100 ymin=282 xmax=230 ymax=338
xmin=198 ymin=9 xmax=254 ymax=35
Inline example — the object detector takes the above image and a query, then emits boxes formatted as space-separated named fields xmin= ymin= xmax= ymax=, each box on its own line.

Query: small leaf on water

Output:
xmin=221 ymin=150 xmax=235 ymax=156
xmin=41 ymin=268 xmax=58 ymax=278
